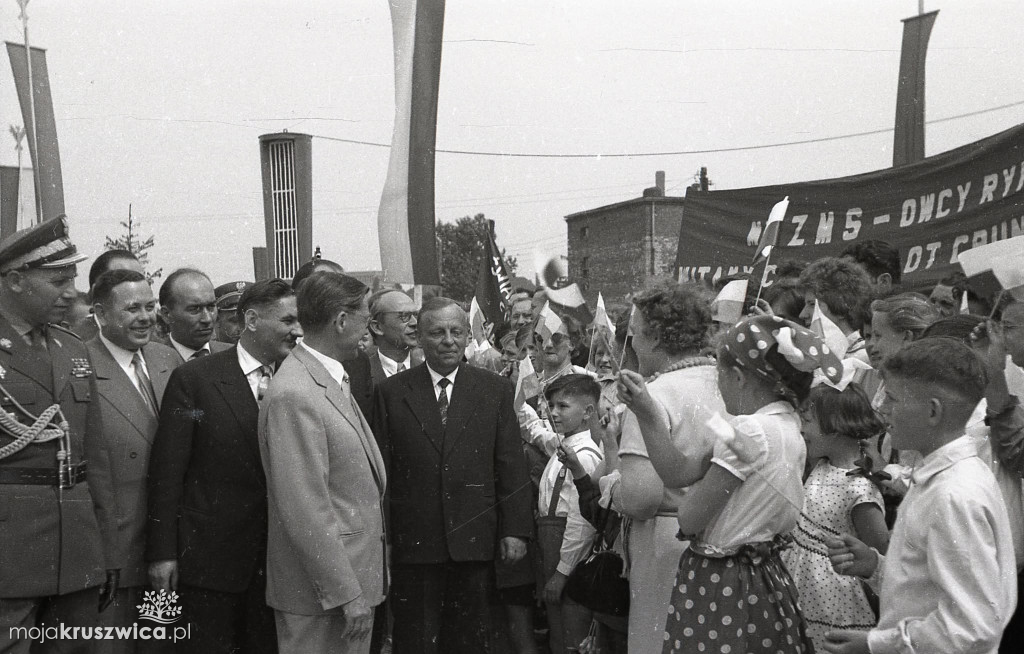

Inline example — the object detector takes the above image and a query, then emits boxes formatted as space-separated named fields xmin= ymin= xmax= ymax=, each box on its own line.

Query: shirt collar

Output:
xmin=169 ymin=334 xmax=210 ymax=361
xmin=911 ymin=434 xmax=980 ymax=485
xmin=299 ymin=341 xmax=348 ymax=388
xmin=562 ymin=429 xmax=593 ymax=447
xmin=236 ymin=342 xmax=265 ymax=376
xmin=426 ymin=363 xmax=459 ymax=388
xmin=7 ymin=313 xmax=34 ymax=339
xmin=377 ymin=349 xmax=411 ymax=376
xmin=98 ymin=331 xmax=140 ymax=368
xmin=756 ymin=400 xmax=795 ymax=416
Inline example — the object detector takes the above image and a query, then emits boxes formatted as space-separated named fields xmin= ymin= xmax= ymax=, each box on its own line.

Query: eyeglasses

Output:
xmin=378 ymin=311 xmax=417 ymax=324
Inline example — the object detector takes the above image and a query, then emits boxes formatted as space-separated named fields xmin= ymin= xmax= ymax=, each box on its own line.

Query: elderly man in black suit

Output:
xmin=374 ymin=297 xmax=533 ymax=654
xmin=86 ymin=269 xmax=180 ymax=652
xmin=146 ymin=279 xmax=302 ymax=654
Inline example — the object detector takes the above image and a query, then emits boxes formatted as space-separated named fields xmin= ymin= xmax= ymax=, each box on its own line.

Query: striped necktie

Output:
xmin=132 ymin=351 xmax=159 ymax=415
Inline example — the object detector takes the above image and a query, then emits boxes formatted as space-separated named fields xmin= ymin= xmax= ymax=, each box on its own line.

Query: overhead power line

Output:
xmin=311 ymin=98 xmax=1024 ymax=159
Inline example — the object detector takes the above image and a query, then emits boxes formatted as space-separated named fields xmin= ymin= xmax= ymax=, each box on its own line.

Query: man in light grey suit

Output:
xmin=86 ymin=269 xmax=180 ymax=651
xmin=259 ymin=271 xmax=387 ymax=654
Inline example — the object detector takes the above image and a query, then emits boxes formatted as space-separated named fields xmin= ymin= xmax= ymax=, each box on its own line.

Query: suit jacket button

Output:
xmin=129 ymin=452 xmax=138 ymax=459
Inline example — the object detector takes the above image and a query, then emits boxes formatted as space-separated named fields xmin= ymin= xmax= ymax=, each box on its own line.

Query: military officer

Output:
xmin=212 ymin=280 xmax=252 ymax=345
xmin=0 ymin=217 xmax=123 ymax=654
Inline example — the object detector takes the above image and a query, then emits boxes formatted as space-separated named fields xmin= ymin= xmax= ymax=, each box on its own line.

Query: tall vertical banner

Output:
xmin=474 ymin=220 xmax=512 ymax=325
xmin=377 ymin=0 xmax=446 ymax=285
xmin=0 ymin=167 xmax=20 ymax=240
xmin=893 ymin=10 xmax=938 ymax=167
xmin=6 ymin=43 xmax=65 ymax=222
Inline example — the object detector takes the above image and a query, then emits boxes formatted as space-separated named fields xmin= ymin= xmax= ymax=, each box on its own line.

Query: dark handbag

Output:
xmin=564 ymin=505 xmax=630 ymax=617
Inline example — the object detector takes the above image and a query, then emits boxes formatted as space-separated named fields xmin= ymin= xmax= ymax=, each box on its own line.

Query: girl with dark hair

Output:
xmin=782 ymin=383 xmax=889 ymax=652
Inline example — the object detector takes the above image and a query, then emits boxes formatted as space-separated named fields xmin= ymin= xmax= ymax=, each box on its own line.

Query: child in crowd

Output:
xmin=537 ymin=374 xmax=604 ymax=654
xmin=621 ymin=314 xmax=841 ymax=654
xmin=826 ymin=338 xmax=1016 ymax=654
xmin=782 ymin=382 xmax=889 ymax=652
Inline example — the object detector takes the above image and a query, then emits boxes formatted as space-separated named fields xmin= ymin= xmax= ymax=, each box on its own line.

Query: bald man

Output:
xmin=366 ymin=289 xmax=421 ymax=385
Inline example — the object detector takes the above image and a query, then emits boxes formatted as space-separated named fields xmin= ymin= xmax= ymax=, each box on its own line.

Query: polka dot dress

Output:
xmin=781 ymin=460 xmax=884 ymax=651
xmin=662 ymin=538 xmax=814 ymax=654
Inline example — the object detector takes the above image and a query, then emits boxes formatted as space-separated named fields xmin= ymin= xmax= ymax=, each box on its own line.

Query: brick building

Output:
xmin=565 ymin=171 xmax=685 ymax=306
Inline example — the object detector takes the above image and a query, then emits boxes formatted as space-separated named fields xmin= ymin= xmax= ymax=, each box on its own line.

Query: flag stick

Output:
xmin=752 ymin=252 xmax=772 ymax=309
xmin=989 ymin=289 xmax=1005 ymax=321
xmin=17 ymin=0 xmax=42 ymax=223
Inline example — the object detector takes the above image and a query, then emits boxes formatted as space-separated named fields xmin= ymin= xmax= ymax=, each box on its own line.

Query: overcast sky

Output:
xmin=2 ymin=0 xmax=1023 ymax=288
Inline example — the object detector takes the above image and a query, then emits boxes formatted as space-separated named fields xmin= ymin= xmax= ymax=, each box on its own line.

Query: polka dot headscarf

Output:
xmin=722 ymin=314 xmax=845 ymax=387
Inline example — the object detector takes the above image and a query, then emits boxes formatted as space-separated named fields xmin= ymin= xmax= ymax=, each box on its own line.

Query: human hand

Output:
xmin=148 ymin=559 xmax=178 ymax=592
xmin=971 ymin=319 xmax=1007 ymax=373
xmin=341 ymin=595 xmax=374 ymax=641
xmin=543 ymin=571 xmax=568 ymax=604
xmin=822 ymin=629 xmax=870 ymax=653
xmin=749 ymin=298 xmax=774 ymax=317
xmin=557 ymin=443 xmax=587 ymax=479
xmin=826 ymin=533 xmax=878 ymax=579
xmin=98 ymin=569 xmax=120 ymax=613
xmin=616 ymin=370 xmax=657 ymax=419
xmin=500 ymin=536 xmax=527 ymax=563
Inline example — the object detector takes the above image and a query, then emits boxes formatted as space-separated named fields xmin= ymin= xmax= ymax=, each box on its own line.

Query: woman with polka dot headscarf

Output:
xmin=620 ymin=314 xmax=843 ymax=654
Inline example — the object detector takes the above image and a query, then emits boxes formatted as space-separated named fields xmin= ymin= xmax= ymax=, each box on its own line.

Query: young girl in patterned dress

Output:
xmin=782 ymin=383 xmax=889 ymax=652
xmin=622 ymin=314 xmax=842 ymax=654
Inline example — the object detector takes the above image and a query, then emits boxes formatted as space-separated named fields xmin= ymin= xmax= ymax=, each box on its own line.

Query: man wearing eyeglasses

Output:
xmin=366 ymin=289 xmax=421 ymax=384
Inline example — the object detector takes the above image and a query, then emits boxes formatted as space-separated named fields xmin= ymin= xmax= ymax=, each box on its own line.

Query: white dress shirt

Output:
xmin=537 ymin=429 xmax=603 ymax=575
xmin=426 ymin=364 xmax=458 ymax=402
xmin=237 ymin=343 xmax=268 ymax=401
xmin=98 ymin=332 xmax=149 ymax=395
xmin=866 ymin=434 xmax=1016 ymax=654
xmin=300 ymin=342 xmax=349 ymax=393
xmin=169 ymin=335 xmax=211 ymax=362
xmin=377 ymin=349 xmax=411 ymax=378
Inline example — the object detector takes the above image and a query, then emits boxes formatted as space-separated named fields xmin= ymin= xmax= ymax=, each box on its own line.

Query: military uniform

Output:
xmin=0 ymin=217 xmax=123 ymax=654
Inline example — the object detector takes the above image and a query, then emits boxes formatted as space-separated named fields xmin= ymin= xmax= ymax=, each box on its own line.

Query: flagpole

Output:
xmin=9 ymin=126 xmax=26 ymax=228
xmin=17 ymin=0 xmax=42 ymax=223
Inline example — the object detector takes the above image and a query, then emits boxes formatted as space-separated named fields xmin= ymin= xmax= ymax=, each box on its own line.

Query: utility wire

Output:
xmin=310 ymin=98 xmax=1024 ymax=159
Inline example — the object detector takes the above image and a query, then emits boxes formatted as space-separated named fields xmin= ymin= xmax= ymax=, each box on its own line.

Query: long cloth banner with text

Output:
xmin=675 ymin=121 xmax=1024 ymax=292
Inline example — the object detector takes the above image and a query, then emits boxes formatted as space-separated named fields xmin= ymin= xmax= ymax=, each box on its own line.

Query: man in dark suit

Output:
xmin=375 ymin=297 xmax=533 ymax=654
xmin=0 ymin=217 xmax=122 ymax=654
xmin=86 ymin=269 xmax=180 ymax=652
xmin=366 ymin=289 xmax=420 ymax=385
xmin=147 ymin=279 xmax=302 ymax=654
xmin=157 ymin=268 xmax=231 ymax=364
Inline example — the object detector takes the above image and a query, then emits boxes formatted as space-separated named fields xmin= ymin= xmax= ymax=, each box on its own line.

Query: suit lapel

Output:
xmin=89 ymin=339 xmax=156 ymax=442
xmin=402 ymin=365 xmax=444 ymax=455
xmin=142 ymin=344 xmax=174 ymax=409
xmin=295 ymin=346 xmax=386 ymax=493
xmin=212 ymin=349 xmax=260 ymax=455
xmin=442 ymin=365 xmax=473 ymax=458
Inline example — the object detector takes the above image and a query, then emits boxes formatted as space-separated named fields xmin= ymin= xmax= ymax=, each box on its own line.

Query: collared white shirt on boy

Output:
xmin=866 ymin=434 xmax=1016 ymax=654
xmin=537 ymin=429 xmax=603 ymax=576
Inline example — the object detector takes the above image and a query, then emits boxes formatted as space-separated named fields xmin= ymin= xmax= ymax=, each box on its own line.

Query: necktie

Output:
xmin=437 ymin=378 xmax=450 ymax=427
xmin=190 ymin=348 xmax=209 ymax=360
xmin=257 ymin=365 xmax=272 ymax=401
xmin=28 ymin=327 xmax=48 ymax=351
xmin=132 ymin=351 xmax=159 ymax=415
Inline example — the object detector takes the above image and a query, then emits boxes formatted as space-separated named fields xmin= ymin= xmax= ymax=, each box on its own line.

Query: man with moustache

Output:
xmin=85 ymin=269 xmax=180 ymax=652
xmin=366 ymin=289 xmax=421 ymax=384
xmin=157 ymin=268 xmax=230 ymax=363
xmin=260 ymin=271 xmax=387 ymax=653
xmin=147 ymin=279 xmax=302 ymax=654
xmin=0 ymin=217 xmax=122 ymax=654
xmin=375 ymin=297 xmax=533 ymax=654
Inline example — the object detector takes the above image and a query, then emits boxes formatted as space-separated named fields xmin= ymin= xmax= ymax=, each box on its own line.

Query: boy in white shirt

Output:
xmin=537 ymin=374 xmax=603 ymax=654
xmin=826 ymin=339 xmax=1016 ymax=654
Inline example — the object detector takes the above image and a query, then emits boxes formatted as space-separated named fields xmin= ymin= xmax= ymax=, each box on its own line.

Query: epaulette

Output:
xmin=48 ymin=323 xmax=83 ymax=341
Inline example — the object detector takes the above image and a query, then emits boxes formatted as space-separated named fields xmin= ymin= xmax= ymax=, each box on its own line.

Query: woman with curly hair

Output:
xmin=609 ymin=281 xmax=727 ymax=653
xmin=799 ymin=257 xmax=874 ymax=362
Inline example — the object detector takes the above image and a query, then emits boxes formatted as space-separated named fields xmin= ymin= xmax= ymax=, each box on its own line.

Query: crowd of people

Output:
xmin=0 ymin=217 xmax=1022 ymax=654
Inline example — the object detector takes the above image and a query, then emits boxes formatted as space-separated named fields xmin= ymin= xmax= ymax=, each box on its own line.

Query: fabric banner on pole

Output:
xmin=675 ymin=121 xmax=1024 ymax=293
xmin=0 ymin=167 xmax=20 ymax=241
xmin=6 ymin=42 xmax=65 ymax=222
xmin=893 ymin=10 xmax=938 ymax=167
xmin=377 ymin=0 xmax=445 ymax=285
xmin=474 ymin=220 xmax=513 ymax=325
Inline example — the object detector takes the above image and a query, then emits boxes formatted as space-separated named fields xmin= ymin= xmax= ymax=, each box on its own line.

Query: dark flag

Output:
xmin=893 ymin=10 xmax=938 ymax=167
xmin=377 ymin=0 xmax=446 ymax=285
xmin=6 ymin=42 xmax=65 ymax=222
xmin=0 ymin=167 xmax=20 ymax=240
xmin=474 ymin=220 xmax=512 ymax=325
